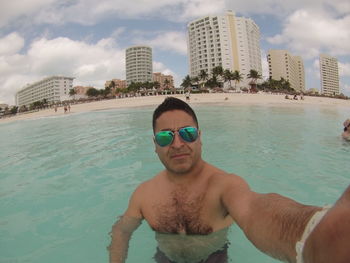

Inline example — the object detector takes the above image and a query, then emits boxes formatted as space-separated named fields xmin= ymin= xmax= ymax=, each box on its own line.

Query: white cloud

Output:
xmin=0 ymin=0 xmax=56 ymax=27
xmin=0 ymin=35 xmax=126 ymax=104
xmin=342 ymin=83 xmax=350 ymax=95
xmin=153 ymin=61 xmax=180 ymax=86
xmin=339 ymin=62 xmax=350 ymax=77
xmin=0 ymin=32 xmax=183 ymax=104
xmin=1 ymin=0 xmax=349 ymax=28
xmin=135 ymin=31 xmax=188 ymax=55
xmin=266 ymin=8 xmax=350 ymax=59
xmin=0 ymin=33 xmax=25 ymax=56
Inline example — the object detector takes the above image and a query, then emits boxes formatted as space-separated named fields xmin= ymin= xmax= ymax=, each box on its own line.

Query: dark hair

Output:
xmin=152 ymin=97 xmax=199 ymax=132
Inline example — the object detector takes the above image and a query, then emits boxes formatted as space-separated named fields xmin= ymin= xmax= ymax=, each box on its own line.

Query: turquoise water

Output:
xmin=1 ymin=104 xmax=350 ymax=263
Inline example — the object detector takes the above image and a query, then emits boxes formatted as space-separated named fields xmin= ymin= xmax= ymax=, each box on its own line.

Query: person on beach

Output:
xmin=109 ymin=97 xmax=350 ymax=263
xmin=54 ymin=105 xmax=57 ymax=112
xmin=342 ymin=119 xmax=350 ymax=141
xmin=186 ymin=91 xmax=190 ymax=102
xmin=64 ymin=105 xmax=67 ymax=113
xmin=68 ymin=104 xmax=71 ymax=112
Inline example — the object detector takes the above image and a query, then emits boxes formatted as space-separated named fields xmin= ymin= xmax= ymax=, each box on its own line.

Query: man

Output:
xmin=342 ymin=119 xmax=350 ymax=141
xmin=109 ymin=97 xmax=350 ymax=263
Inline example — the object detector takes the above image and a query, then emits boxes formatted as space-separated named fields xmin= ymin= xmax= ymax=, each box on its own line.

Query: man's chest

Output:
xmin=142 ymin=189 xmax=225 ymax=234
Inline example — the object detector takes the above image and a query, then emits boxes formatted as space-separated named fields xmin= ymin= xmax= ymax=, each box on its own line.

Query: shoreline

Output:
xmin=1 ymin=93 xmax=349 ymax=124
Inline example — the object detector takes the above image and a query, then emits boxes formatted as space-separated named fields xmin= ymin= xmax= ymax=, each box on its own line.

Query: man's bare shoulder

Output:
xmin=207 ymin=165 xmax=249 ymax=189
xmin=132 ymin=171 xmax=165 ymax=196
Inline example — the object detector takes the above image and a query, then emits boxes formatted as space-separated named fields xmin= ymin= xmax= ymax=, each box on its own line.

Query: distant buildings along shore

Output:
xmin=320 ymin=54 xmax=340 ymax=96
xmin=15 ymin=76 xmax=74 ymax=108
xmin=187 ymin=10 xmax=262 ymax=88
xmin=13 ymin=11 xmax=343 ymax=107
xmin=267 ymin=50 xmax=305 ymax=92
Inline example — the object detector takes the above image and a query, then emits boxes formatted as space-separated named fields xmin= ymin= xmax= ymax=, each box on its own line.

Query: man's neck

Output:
xmin=166 ymin=159 xmax=207 ymax=185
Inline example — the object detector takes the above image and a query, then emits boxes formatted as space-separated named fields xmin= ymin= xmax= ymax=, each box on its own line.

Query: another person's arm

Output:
xmin=222 ymin=175 xmax=321 ymax=262
xmin=108 ymin=188 xmax=143 ymax=263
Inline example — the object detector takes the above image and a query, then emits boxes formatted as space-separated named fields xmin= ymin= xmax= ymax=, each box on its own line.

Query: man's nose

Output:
xmin=171 ymin=132 xmax=184 ymax=148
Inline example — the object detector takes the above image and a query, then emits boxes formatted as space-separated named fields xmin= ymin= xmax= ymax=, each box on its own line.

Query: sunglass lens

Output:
xmin=155 ymin=131 xmax=174 ymax=147
xmin=179 ymin=127 xmax=198 ymax=142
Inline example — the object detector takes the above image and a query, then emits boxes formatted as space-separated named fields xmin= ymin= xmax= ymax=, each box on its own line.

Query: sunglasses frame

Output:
xmin=154 ymin=126 xmax=199 ymax=147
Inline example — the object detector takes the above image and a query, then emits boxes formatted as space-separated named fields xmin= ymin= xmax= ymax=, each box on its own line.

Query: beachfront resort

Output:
xmin=0 ymin=10 xmax=347 ymax=121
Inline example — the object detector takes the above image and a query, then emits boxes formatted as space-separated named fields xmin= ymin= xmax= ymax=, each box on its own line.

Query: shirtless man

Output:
xmin=109 ymin=97 xmax=350 ymax=263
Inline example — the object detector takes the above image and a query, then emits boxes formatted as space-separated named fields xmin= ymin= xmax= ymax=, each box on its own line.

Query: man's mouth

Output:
xmin=170 ymin=153 xmax=189 ymax=159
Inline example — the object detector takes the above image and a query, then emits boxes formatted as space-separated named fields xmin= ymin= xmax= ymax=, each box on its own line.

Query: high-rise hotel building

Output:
xmin=267 ymin=50 xmax=305 ymax=92
xmin=15 ymin=76 xmax=74 ymax=107
xmin=187 ymin=11 xmax=262 ymax=87
xmin=125 ymin=46 xmax=153 ymax=86
xmin=319 ymin=54 xmax=340 ymax=96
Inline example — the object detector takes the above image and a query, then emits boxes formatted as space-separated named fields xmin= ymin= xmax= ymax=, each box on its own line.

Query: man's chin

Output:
xmin=167 ymin=164 xmax=192 ymax=175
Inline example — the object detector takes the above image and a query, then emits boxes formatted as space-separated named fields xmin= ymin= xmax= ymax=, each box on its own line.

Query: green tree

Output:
xmin=223 ymin=69 xmax=234 ymax=89
xmin=10 ymin=106 xmax=18 ymax=114
xmin=247 ymin=69 xmax=262 ymax=84
xmin=86 ymin=87 xmax=100 ymax=97
xmin=198 ymin=70 xmax=209 ymax=89
xmin=181 ymin=75 xmax=192 ymax=89
xmin=153 ymin=81 xmax=161 ymax=90
xmin=191 ymin=76 xmax=199 ymax=89
xmin=206 ymin=75 xmax=220 ymax=88
xmin=247 ymin=69 xmax=262 ymax=90
xmin=69 ymin=88 xmax=77 ymax=99
xmin=211 ymin=66 xmax=224 ymax=87
xmin=164 ymin=79 xmax=171 ymax=90
xmin=232 ymin=70 xmax=243 ymax=90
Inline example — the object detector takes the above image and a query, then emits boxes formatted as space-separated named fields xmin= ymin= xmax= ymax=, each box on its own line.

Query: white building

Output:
xmin=16 ymin=76 xmax=74 ymax=107
xmin=319 ymin=54 xmax=340 ymax=96
xmin=125 ymin=46 xmax=153 ymax=86
xmin=187 ymin=10 xmax=262 ymax=88
xmin=267 ymin=50 xmax=305 ymax=92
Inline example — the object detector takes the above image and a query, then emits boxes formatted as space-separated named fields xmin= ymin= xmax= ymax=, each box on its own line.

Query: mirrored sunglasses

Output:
xmin=154 ymin=126 xmax=199 ymax=147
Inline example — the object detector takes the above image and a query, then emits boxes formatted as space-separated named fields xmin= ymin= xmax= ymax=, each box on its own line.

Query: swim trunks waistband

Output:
xmin=295 ymin=205 xmax=331 ymax=263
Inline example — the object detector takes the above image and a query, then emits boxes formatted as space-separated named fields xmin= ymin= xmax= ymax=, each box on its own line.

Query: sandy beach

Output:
xmin=1 ymin=93 xmax=349 ymax=124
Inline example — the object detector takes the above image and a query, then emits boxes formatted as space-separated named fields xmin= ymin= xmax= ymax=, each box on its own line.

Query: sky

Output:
xmin=0 ymin=0 xmax=350 ymax=105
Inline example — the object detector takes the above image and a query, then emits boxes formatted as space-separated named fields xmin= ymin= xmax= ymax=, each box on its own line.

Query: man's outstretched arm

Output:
xmin=222 ymin=174 xmax=322 ymax=263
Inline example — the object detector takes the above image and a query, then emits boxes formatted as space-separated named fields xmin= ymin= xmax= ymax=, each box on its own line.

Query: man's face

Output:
xmin=154 ymin=110 xmax=202 ymax=175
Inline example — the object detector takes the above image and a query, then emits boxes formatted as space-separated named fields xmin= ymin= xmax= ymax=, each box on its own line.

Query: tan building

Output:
xmin=153 ymin=73 xmax=174 ymax=89
xmin=105 ymin=79 xmax=127 ymax=90
xmin=319 ymin=54 xmax=339 ymax=96
xmin=267 ymin=50 xmax=305 ymax=92
xmin=187 ymin=10 xmax=262 ymax=88
xmin=0 ymin=103 xmax=8 ymax=109
xmin=73 ymin=86 xmax=91 ymax=99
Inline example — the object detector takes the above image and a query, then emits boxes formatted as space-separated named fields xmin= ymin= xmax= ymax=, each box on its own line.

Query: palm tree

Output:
xmin=212 ymin=66 xmax=224 ymax=87
xmin=164 ymin=79 xmax=171 ymax=90
xmin=206 ymin=75 xmax=220 ymax=89
xmin=181 ymin=75 xmax=192 ymax=90
xmin=232 ymin=70 xmax=243 ymax=90
xmin=69 ymin=88 xmax=77 ymax=100
xmin=198 ymin=69 xmax=208 ymax=89
xmin=191 ymin=76 xmax=200 ymax=89
xmin=247 ymin=69 xmax=262 ymax=91
xmin=223 ymin=69 xmax=234 ymax=89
